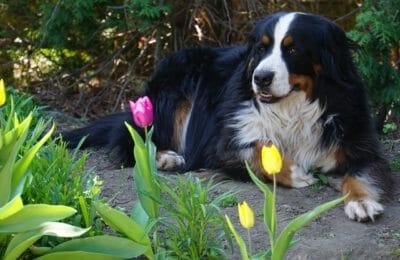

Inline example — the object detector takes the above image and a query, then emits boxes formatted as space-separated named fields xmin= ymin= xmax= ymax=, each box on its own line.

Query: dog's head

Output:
xmin=247 ymin=12 xmax=357 ymax=103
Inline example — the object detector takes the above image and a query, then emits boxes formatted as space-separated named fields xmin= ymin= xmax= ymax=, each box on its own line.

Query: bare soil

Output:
xmin=55 ymin=112 xmax=400 ymax=259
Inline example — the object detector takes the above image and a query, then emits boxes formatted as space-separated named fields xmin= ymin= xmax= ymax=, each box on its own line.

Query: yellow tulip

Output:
xmin=0 ymin=79 xmax=5 ymax=106
xmin=238 ymin=201 xmax=254 ymax=229
xmin=261 ymin=144 xmax=282 ymax=175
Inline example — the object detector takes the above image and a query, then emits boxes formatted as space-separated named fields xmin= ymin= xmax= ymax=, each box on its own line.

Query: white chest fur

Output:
xmin=230 ymin=92 xmax=335 ymax=171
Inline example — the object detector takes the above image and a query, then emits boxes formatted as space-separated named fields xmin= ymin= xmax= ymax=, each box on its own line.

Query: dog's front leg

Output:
xmin=249 ymin=142 xmax=317 ymax=188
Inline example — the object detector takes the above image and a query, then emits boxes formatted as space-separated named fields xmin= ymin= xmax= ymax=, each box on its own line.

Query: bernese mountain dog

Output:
xmin=63 ymin=12 xmax=393 ymax=222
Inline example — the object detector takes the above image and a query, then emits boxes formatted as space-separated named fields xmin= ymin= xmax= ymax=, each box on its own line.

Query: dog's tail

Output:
xmin=61 ymin=112 xmax=136 ymax=166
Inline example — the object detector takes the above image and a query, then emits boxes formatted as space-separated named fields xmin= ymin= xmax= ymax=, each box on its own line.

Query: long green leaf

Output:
xmin=130 ymin=202 xmax=149 ymax=228
xmin=93 ymin=202 xmax=150 ymax=246
xmin=145 ymin=127 xmax=158 ymax=176
xmin=0 ymin=114 xmax=32 ymax=206
xmin=11 ymin=123 xmax=55 ymax=197
xmin=4 ymin=95 xmax=15 ymax=132
xmin=125 ymin=123 xmax=159 ymax=218
xmin=0 ymin=195 xmax=23 ymax=220
xmin=225 ymin=215 xmax=249 ymax=260
xmin=39 ymin=235 xmax=148 ymax=259
xmin=273 ymin=194 xmax=347 ymax=260
xmin=0 ymin=204 xmax=76 ymax=233
xmin=245 ymin=162 xmax=276 ymax=241
xmin=36 ymin=251 xmax=122 ymax=260
xmin=4 ymin=222 xmax=89 ymax=260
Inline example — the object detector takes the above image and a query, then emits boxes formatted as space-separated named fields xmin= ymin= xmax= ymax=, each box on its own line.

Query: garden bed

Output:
xmin=80 ymin=140 xmax=400 ymax=259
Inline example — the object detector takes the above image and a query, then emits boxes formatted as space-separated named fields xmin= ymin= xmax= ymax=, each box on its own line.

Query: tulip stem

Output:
xmin=271 ymin=173 xmax=277 ymax=254
xmin=247 ymin=228 xmax=252 ymax=257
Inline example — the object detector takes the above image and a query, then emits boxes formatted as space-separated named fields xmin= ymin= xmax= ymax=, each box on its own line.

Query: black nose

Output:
xmin=254 ymin=71 xmax=275 ymax=88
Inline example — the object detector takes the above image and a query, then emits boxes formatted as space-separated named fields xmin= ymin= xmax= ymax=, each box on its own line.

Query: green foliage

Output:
xmin=218 ymin=192 xmax=239 ymax=208
xmin=0 ymin=90 xmax=89 ymax=259
xmin=0 ymin=87 xmax=46 ymax=127
xmin=348 ymin=0 xmax=400 ymax=127
xmin=39 ymin=0 xmax=171 ymax=49
xmin=23 ymin=139 xmax=103 ymax=234
xmin=0 ymin=100 xmax=54 ymax=206
xmin=128 ymin=0 xmax=172 ymax=31
xmin=382 ymin=122 xmax=398 ymax=134
xmin=390 ymin=158 xmax=400 ymax=171
xmin=126 ymin=124 xmax=160 ymax=219
xmin=125 ymin=123 xmax=234 ymax=258
xmin=0 ymin=86 xmax=102 ymax=236
xmin=156 ymin=175 xmax=235 ymax=259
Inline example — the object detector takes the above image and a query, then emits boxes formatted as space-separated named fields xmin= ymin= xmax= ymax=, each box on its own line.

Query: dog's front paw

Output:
xmin=344 ymin=199 xmax=383 ymax=222
xmin=290 ymin=165 xmax=318 ymax=188
xmin=156 ymin=150 xmax=185 ymax=171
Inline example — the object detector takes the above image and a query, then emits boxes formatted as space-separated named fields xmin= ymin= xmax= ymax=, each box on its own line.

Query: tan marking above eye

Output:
xmin=283 ymin=35 xmax=293 ymax=47
xmin=261 ymin=35 xmax=270 ymax=45
xmin=313 ymin=64 xmax=322 ymax=74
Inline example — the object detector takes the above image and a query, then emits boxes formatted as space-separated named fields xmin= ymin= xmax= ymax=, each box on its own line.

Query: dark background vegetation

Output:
xmin=0 ymin=0 xmax=398 ymax=132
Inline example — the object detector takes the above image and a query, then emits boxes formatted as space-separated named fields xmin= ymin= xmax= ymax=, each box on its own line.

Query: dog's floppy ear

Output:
xmin=314 ymin=20 xmax=359 ymax=83
xmin=248 ymin=12 xmax=285 ymax=44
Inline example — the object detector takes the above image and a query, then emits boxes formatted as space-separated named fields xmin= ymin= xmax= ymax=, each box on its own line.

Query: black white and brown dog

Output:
xmin=63 ymin=12 xmax=393 ymax=221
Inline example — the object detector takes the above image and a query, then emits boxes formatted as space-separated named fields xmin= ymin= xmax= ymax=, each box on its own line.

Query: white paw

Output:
xmin=156 ymin=150 xmax=185 ymax=171
xmin=290 ymin=165 xmax=318 ymax=188
xmin=344 ymin=199 xmax=383 ymax=222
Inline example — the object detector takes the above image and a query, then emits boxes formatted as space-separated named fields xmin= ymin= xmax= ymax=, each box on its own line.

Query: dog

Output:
xmin=63 ymin=12 xmax=393 ymax=221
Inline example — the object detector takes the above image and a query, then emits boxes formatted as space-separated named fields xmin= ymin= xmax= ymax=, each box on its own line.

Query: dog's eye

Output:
xmin=287 ymin=46 xmax=297 ymax=55
xmin=257 ymin=45 xmax=266 ymax=53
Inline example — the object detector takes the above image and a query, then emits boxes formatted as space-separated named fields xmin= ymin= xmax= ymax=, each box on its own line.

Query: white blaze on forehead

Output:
xmin=252 ymin=13 xmax=297 ymax=96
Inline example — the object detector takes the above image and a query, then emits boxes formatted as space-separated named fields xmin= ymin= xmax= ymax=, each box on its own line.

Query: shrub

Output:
xmin=348 ymin=0 xmax=400 ymax=130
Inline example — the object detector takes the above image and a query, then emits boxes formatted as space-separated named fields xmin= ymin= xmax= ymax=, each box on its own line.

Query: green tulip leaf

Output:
xmin=246 ymin=162 xmax=276 ymax=241
xmin=125 ymin=122 xmax=159 ymax=219
xmin=36 ymin=251 xmax=123 ymax=260
xmin=273 ymin=194 xmax=347 ymax=259
xmin=0 ymin=204 xmax=76 ymax=233
xmin=0 ymin=195 xmax=23 ymax=220
xmin=11 ymin=123 xmax=55 ymax=198
xmin=38 ymin=235 xmax=148 ymax=259
xmin=225 ymin=215 xmax=249 ymax=260
xmin=0 ymin=114 xmax=32 ymax=206
xmin=4 ymin=222 xmax=89 ymax=260
xmin=93 ymin=202 xmax=150 ymax=246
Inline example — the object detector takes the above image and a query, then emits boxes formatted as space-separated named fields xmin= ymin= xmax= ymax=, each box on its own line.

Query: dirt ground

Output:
xmin=54 ymin=112 xmax=400 ymax=259
xmin=77 ymin=146 xmax=399 ymax=259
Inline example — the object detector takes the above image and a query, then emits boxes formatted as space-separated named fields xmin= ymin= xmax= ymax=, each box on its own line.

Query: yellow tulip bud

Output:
xmin=0 ymin=79 xmax=5 ymax=106
xmin=238 ymin=201 xmax=254 ymax=229
xmin=261 ymin=144 xmax=282 ymax=175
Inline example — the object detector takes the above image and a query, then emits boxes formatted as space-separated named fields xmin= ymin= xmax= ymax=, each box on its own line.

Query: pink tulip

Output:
xmin=129 ymin=96 xmax=154 ymax=128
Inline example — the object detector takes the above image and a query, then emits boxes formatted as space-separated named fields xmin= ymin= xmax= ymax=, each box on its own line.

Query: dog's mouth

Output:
xmin=258 ymin=91 xmax=281 ymax=103
xmin=257 ymin=85 xmax=300 ymax=104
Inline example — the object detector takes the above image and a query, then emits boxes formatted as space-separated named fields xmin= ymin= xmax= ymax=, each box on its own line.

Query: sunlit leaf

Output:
xmin=0 ymin=195 xmax=23 ymax=220
xmin=4 ymin=222 xmax=89 ymax=260
xmin=38 ymin=235 xmax=148 ymax=259
xmin=0 ymin=204 xmax=76 ymax=233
